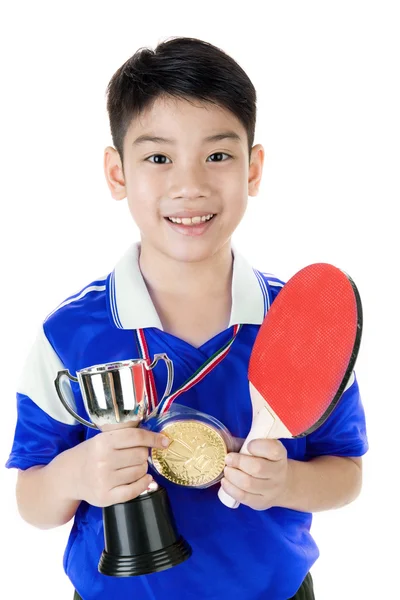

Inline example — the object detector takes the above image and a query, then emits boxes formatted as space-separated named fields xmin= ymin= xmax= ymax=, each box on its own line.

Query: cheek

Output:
xmin=127 ymin=199 xmax=157 ymax=231
xmin=216 ymin=164 xmax=248 ymax=198
xmin=131 ymin=171 xmax=161 ymax=197
xmin=126 ymin=176 xmax=161 ymax=222
xmin=222 ymin=180 xmax=249 ymax=217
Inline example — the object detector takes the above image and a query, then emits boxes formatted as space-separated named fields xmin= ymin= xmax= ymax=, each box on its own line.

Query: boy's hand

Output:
xmin=220 ymin=439 xmax=289 ymax=511
xmin=71 ymin=426 xmax=170 ymax=507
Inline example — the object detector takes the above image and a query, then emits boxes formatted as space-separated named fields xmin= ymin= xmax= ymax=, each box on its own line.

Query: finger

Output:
xmin=225 ymin=453 xmax=273 ymax=479
xmin=111 ymin=463 xmax=148 ymax=488
xmin=224 ymin=466 xmax=267 ymax=495
xmin=220 ymin=477 xmax=268 ymax=511
xmin=108 ymin=428 xmax=170 ymax=450
xmin=109 ymin=474 xmax=154 ymax=506
xmin=113 ymin=447 xmax=149 ymax=470
xmin=247 ymin=438 xmax=287 ymax=461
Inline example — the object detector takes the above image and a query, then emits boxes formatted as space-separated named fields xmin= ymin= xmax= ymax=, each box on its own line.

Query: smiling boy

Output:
xmin=6 ymin=37 xmax=368 ymax=600
xmin=106 ymin=92 xmax=258 ymax=348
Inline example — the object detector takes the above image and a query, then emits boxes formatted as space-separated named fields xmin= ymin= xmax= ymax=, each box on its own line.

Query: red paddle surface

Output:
xmin=249 ymin=263 xmax=361 ymax=437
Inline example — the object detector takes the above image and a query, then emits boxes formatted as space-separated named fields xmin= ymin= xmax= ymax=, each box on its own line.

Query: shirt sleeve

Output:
xmin=5 ymin=325 xmax=85 ymax=470
xmin=304 ymin=372 xmax=369 ymax=458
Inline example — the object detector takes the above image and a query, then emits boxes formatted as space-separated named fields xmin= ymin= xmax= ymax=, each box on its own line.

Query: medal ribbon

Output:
xmin=134 ymin=324 xmax=242 ymax=416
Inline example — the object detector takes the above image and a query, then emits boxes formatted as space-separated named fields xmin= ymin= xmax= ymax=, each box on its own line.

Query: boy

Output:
xmin=6 ymin=37 xmax=368 ymax=599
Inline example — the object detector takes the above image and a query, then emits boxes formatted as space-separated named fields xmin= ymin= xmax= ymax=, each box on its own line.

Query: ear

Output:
xmin=248 ymin=144 xmax=265 ymax=197
xmin=103 ymin=146 xmax=127 ymax=200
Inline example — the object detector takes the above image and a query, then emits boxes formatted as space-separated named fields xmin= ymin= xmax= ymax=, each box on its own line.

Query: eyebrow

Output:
xmin=132 ymin=131 xmax=242 ymax=146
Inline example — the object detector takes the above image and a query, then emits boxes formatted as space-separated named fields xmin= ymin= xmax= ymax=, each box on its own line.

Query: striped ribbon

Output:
xmin=134 ymin=324 xmax=242 ymax=416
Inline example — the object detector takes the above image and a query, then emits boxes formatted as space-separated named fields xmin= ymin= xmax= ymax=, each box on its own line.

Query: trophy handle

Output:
xmin=54 ymin=370 xmax=98 ymax=429
xmin=145 ymin=354 xmax=174 ymax=403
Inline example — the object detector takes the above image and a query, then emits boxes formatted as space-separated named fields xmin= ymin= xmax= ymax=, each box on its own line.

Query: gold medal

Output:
xmin=151 ymin=420 xmax=227 ymax=487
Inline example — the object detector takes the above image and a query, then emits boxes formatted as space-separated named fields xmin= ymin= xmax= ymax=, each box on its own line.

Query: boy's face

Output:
xmin=104 ymin=95 xmax=264 ymax=264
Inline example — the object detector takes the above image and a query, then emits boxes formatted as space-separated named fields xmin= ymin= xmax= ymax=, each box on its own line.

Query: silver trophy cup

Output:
xmin=54 ymin=355 xmax=192 ymax=577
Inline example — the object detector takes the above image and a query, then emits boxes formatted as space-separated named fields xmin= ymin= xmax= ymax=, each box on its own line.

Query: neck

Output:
xmin=138 ymin=241 xmax=234 ymax=298
xmin=138 ymin=241 xmax=234 ymax=346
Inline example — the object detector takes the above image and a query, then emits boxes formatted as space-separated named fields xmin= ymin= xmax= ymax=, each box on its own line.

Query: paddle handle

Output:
xmin=218 ymin=406 xmax=276 ymax=509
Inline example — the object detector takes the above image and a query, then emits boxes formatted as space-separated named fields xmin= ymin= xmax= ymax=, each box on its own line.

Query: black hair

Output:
xmin=105 ymin=37 xmax=257 ymax=170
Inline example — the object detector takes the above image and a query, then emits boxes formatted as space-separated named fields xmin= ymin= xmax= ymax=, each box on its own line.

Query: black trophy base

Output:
xmin=99 ymin=536 xmax=192 ymax=577
xmin=99 ymin=484 xmax=192 ymax=577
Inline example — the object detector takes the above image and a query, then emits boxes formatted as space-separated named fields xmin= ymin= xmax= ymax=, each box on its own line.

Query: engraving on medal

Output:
xmin=151 ymin=420 xmax=227 ymax=487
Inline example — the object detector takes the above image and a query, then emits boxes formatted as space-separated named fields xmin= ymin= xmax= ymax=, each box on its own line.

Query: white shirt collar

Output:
xmin=108 ymin=242 xmax=266 ymax=330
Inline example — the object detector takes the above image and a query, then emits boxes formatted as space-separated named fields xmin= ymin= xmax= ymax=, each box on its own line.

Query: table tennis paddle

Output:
xmin=218 ymin=263 xmax=362 ymax=508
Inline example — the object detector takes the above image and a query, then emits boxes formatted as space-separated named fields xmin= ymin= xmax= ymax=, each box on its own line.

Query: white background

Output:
xmin=1 ymin=1 xmax=398 ymax=598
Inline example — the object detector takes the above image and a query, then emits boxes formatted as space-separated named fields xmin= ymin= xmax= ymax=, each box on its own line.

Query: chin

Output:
xmin=160 ymin=239 xmax=228 ymax=264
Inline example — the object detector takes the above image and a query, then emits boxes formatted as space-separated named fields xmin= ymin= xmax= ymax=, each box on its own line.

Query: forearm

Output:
xmin=16 ymin=445 xmax=81 ymax=529
xmin=279 ymin=455 xmax=362 ymax=513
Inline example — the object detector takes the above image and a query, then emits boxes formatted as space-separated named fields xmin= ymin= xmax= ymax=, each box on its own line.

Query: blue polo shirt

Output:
xmin=6 ymin=243 xmax=368 ymax=600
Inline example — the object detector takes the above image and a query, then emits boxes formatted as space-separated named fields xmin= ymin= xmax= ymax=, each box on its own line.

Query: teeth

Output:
xmin=168 ymin=214 xmax=214 ymax=225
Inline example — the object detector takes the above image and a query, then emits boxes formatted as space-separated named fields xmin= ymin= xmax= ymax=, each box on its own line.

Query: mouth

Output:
xmin=164 ymin=213 xmax=217 ymax=237
xmin=165 ymin=213 xmax=216 ymax=226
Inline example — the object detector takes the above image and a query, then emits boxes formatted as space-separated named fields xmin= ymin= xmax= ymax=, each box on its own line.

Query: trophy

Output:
xmin=54 ymin=355 xmax=192 ymax=577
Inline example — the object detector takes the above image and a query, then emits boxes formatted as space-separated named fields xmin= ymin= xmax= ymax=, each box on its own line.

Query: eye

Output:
xmin=207 ymin=152 xmax=231 ymax=162
xmin=146 ymin=154 xmax=172 ymax=164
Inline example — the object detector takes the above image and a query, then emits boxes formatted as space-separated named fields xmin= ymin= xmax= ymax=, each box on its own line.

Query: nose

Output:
xmin=168 ymin=163 xmax=210 ymax=201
